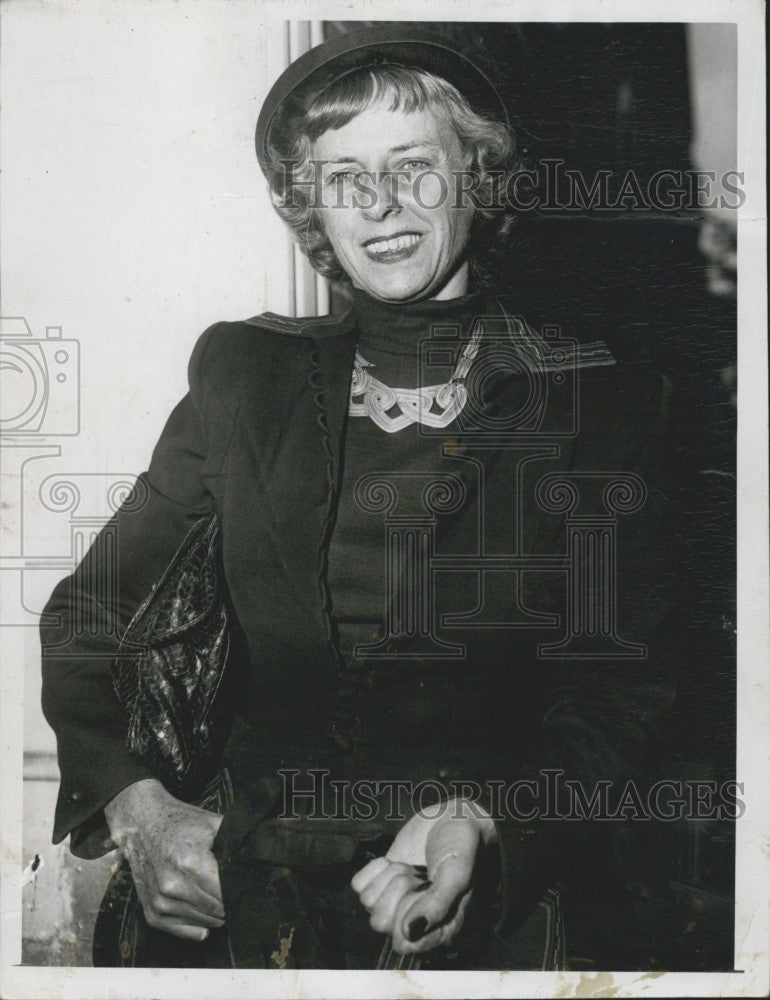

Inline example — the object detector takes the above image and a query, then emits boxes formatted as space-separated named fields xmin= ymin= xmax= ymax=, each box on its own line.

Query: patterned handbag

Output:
xmin=111 ymin=512 xmax=236 ymax=801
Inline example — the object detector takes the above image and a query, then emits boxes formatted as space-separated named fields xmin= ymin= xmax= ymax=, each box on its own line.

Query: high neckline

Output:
xmin=346 ymin=286 xmax=487 ymax=388
xmin=348 ymin=286 xmax=486 ymax=352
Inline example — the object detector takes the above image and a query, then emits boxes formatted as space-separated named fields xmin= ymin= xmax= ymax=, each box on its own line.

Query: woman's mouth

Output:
xmin=363 ymin=232 xmax=423 ymax=263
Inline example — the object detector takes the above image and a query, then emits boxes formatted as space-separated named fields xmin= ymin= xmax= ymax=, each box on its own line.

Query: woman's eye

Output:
xmin=401 ymin=160 xmax=431 ymax=173
xmin=328 ymin=170 xmax=356 ymax=186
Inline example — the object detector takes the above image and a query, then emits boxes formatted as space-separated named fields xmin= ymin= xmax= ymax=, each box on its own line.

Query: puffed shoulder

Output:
xmin=588 ymin=351 xmax=672 ymax=424
xmin=186 ymin=310 xmax=357 ymax=408
xmin=187 ymin=320 xmax=261 ymax=400
xmin=185 ymin=319 xmax=283 ymax=417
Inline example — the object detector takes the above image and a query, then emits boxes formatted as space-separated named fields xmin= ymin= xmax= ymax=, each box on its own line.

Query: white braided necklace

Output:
xmin=349 ymin=320 xmax=484 ymax=433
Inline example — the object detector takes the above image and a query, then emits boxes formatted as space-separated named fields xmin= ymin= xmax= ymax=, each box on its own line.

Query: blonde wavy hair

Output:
xmin=265 ymin=65 xmax=522 ymax=289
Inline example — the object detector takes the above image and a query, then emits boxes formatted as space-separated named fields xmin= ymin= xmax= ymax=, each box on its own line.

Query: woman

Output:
xmin=41 ymin=25 xmax=677 ymax=970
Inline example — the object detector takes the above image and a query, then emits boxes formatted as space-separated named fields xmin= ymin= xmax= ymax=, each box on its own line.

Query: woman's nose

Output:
xmin=361 ymin=172 xmax=403 ymax=221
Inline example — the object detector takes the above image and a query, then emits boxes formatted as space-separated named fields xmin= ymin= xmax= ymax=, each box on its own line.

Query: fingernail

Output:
xmin=199 ymin=929 xmax=209 ymax=941
xmin=406 ymin=916 xmax=429 ymax=942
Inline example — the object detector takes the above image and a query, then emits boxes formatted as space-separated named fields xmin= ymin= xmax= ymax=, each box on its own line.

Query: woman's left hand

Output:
xmin=351 ymin=797 xmax=497 ymax=955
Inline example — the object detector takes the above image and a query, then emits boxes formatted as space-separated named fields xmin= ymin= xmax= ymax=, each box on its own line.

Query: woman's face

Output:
xmin=311 ymin=104 xmax=476 ymax=302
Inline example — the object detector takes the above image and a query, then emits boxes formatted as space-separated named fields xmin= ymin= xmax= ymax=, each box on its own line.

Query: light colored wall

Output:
xmin=1 ymin=0 xmax=317 ymax=966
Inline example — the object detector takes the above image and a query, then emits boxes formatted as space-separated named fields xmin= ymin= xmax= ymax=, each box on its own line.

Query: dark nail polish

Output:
xmin=407 ymin=916 xmax=428 ymax=942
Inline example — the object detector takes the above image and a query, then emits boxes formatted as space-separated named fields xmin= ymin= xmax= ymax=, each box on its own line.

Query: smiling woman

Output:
xmin=40 ymin=22 xmax=680 ymax=973
xmin=312 ymin=106 xmax=476 ymax=301
xmin=266 ymin=61 xmax=520 ymax=292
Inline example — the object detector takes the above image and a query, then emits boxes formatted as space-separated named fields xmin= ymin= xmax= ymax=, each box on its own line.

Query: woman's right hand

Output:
xmin=104 ymin=778 xmax=225 ymax=941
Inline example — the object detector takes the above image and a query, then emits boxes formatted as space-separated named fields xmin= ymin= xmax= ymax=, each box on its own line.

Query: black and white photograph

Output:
xmin=0 ymin=1 xmax=766 ymax=997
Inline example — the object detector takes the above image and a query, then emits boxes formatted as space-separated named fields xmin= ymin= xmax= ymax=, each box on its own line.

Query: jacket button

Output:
xmin=70 ymin=790 xmax=82 ymax=802
xmin=437 ymin=768 xmax=450 ymax=780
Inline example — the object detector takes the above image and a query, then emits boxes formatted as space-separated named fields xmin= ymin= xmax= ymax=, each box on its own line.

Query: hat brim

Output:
xmin=255 ymin=24 xmax=510 ymax=178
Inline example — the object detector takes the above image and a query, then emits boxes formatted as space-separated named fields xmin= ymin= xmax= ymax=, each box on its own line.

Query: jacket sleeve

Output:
xmin=488 ymin=369 xmax=680 ymax=935
xmin=40 ymin=323 xmax=228 ymax=859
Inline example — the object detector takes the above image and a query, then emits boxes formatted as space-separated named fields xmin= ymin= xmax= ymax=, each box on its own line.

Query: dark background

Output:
xmin=326 ymin=21 xmax=737 ymax=972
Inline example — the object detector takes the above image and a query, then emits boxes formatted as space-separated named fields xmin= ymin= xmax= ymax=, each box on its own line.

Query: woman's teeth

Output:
xmin=366 ymin=233 xmax=420 ymax=254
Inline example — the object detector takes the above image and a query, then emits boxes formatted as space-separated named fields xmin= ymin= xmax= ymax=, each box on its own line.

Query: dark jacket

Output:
xmin=41 ymin=298 xmax=678 ymax=943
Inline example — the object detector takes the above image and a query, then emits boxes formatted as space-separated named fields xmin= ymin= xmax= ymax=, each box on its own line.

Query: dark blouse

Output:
xmin=328 ymin=286 xmax=486 ymax=664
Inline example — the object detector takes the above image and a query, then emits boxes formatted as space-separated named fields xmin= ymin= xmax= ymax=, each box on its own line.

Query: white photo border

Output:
xmin=0 ymin=0 xmax=766 ymax=997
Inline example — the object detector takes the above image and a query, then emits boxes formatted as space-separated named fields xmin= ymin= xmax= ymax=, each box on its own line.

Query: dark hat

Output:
xmin=255 ymin=23 xmax=510 ymax=180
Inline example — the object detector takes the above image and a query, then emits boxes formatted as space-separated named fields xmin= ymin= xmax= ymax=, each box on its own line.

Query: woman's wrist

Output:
xmin=104 ymin=777 xmax=167 ymax=839
xmin=432 ymin=795 xmax=498 ymax=847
